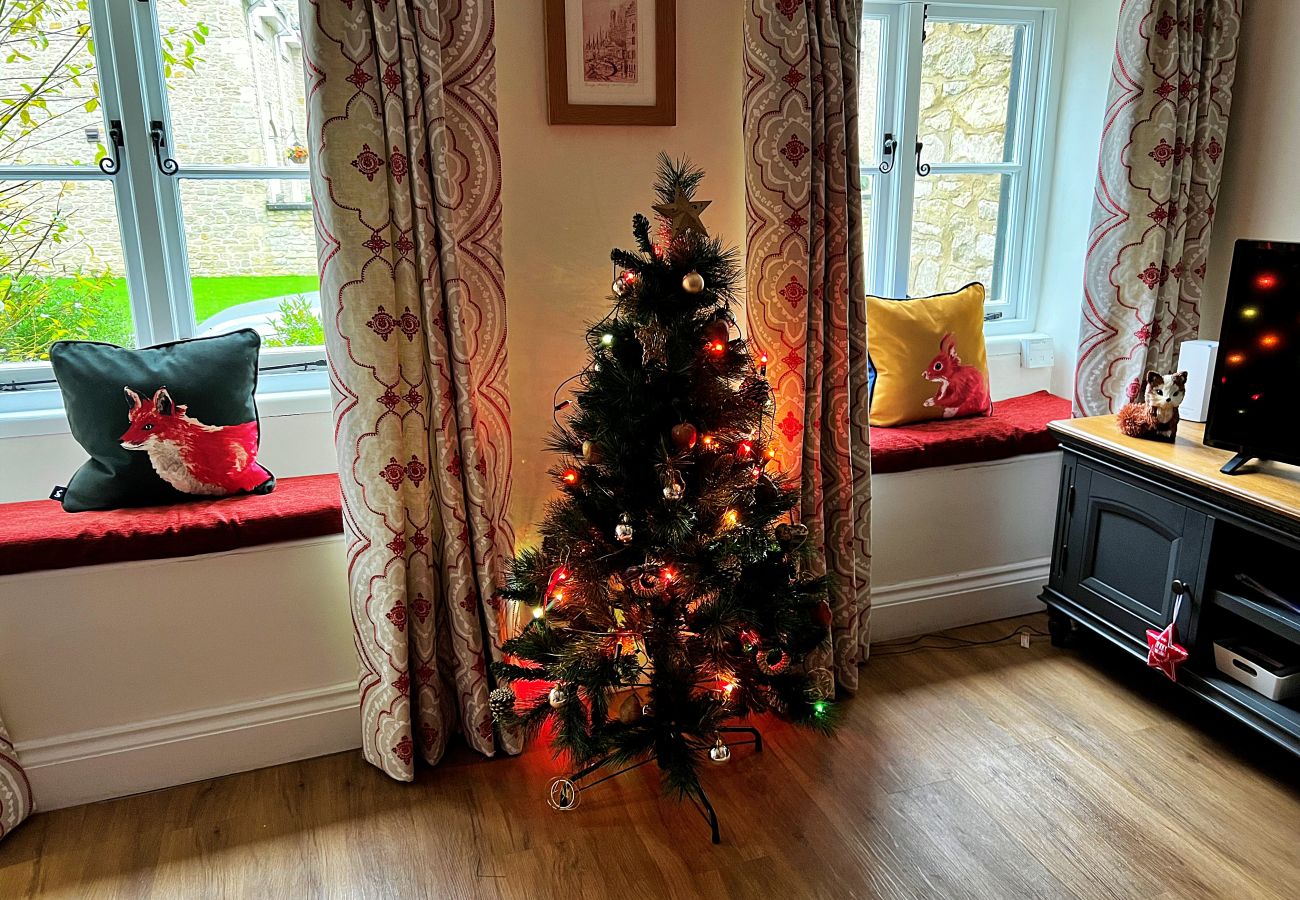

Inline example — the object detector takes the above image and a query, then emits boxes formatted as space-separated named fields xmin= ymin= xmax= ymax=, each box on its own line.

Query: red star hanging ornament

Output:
xmin=1146 ymin=619 xmax=1189 ymax=682
xmin=652 ymin=188 xmax=711 ymax=238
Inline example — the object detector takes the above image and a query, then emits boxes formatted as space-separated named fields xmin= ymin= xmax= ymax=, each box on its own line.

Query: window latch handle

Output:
xmin=916 ymin=141 xmax=931 ymax=177
xmin=149 ymin=120 xmax=179 ymax=176
xmin=878 ymin=133 xmax=897 ymax=174
xmin=98 ymin=119 xmax=124 ymax=176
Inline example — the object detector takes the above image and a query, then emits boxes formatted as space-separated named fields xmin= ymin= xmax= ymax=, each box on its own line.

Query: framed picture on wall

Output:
xmin=544 ymin=0 xmax=676 ymax=125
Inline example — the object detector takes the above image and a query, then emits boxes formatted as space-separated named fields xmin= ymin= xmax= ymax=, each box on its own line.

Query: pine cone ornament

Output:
xmin=737 ymin=375 xmax=770 ymax=406
xmin=488 ymin=686 xmax=516 ymax=721
xmin=716 ymin=554 xmax=742 ymax=583
xmin=775 ymin=522 xmax=810 ymax=549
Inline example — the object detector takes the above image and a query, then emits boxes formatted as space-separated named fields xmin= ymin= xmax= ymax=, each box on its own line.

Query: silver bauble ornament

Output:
xmin=709 ymin=737 xmax=731 ymax=764
xmin=548 ymin=684 xmax=567 ymax=708
xmin=660 ymin=467 xmax=685 ymax=501
xmin=681 ymin=270 xmax=706 ymax=294
xmin=615 ymin=512 xmax=634 ymax=544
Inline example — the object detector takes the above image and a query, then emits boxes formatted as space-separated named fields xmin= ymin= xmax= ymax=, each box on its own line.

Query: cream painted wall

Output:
xmin=1201 ymin=1 xmax=1299 ymax=344
xmin=497 ymin=2 xmax=745 ymax=546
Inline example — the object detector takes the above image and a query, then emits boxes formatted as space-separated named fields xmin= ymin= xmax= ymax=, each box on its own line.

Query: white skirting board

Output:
xmin=15 ymin=682 xmax=361 ymax=811
xmin=868 ymin=557 xmax=1051 ymax=642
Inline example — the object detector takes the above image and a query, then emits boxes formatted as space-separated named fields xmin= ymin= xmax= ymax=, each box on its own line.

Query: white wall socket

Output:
xmin=1020 ymin=336 xmax=1055 ymax=369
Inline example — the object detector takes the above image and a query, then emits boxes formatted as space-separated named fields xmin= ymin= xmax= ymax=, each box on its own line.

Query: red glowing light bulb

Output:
xmin=545 ymin=566 xmax=570 ymax=599
xmin=708 ymin=340 xmax=727 ymax=354
xmin=661 ymin=566 xmax=677 ymax=582
xmin=736 ymin=440 xmax=754 ymax=458
xmin=1260 ymin=332 xmax=1282 ymax=349
xmin=1254 ymin=272 xmax=1278 ymax=290
xmin=562 ymin=468 xmax=579 ymax=485
xmin=1226 ymin=352 xmax=1246 ymax=365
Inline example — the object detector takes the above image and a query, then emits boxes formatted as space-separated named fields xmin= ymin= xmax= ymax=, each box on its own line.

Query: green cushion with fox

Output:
xmin=49 ymin=330 xmax=274 ymax=512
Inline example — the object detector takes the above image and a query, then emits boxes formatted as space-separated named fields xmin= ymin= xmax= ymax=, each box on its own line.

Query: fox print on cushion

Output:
xmin=922 ymin=332 xmax=992 ymax=419
xmin=121 ymin=387 xmax=274 ymax=496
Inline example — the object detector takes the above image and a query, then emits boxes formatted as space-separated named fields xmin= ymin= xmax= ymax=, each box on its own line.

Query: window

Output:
xmin=860 ymin=2 xmax=1058 ymax=333
xmin=0 ymin=0 xmax=321 ymax=406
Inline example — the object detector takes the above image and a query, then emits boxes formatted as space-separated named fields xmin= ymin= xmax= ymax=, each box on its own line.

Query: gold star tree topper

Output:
xmin=652 ymin=188 xmax=711 ymax=238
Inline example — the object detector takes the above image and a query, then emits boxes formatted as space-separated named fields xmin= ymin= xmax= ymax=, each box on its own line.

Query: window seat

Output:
xmin=0 ymin=474 xmax=343 ymax=577
xmin=869 ymin=390 xmax=1071 ymax=474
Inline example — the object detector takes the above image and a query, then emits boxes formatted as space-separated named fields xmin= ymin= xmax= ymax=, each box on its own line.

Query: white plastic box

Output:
xmin=1214 ymin=639 xmax=1300 ymax=701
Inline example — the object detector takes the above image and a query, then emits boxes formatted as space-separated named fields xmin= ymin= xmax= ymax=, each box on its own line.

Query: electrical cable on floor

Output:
xmin=870 ymin=624 xmax=1050 ymax=657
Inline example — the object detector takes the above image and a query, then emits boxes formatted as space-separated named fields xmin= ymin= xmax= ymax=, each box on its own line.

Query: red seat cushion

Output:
xmin=869 ymin=390 xmax=1071 ymax=474
xmin=0 ymin=474 xmax=342 ymax=577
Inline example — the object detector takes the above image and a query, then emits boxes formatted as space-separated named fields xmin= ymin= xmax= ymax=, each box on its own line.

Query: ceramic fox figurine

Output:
xmin=1117 ymin=371 xmax=1187 ymax=442
xmin=119 ymin=386 xmax=273 ymax=495
xmin=922 ymin=332 xmax=992 ymax=419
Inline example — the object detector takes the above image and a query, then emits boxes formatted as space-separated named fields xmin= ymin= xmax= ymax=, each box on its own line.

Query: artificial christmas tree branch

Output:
xmin=491 ymin=155 xmax=836 ymax=838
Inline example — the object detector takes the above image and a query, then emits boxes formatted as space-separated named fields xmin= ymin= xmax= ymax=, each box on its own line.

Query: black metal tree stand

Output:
xmin=545 ymin=725 xmax=764 ymax=844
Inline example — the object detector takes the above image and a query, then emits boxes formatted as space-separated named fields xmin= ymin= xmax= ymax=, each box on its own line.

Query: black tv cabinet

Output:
xmin=1041 ymin=416 xmax=1300 ymax=756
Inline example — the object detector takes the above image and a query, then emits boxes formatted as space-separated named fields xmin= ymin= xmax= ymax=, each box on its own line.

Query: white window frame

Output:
xmin=0 ymin=0 xmax=324 ymax=421
xmin=860 ymin=0 xmax=1064 ymax=336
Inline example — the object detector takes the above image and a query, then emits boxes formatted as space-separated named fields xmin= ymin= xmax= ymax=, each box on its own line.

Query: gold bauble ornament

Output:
xmin=618 ymin=692 xmax=644 ymax=725
xmin=681 ymin=270 xmax=705 ymax=294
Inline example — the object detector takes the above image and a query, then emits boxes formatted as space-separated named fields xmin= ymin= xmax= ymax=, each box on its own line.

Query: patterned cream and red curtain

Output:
xmin=1 ymin=708 xmax=32 ymax=842
xmin=743 ymin=0 xmax=871 ymax=691
xmin=1075 ymin=0 xmax=1242 ymax=415
xmin=301 ymin=0 xmax=518 ymax=779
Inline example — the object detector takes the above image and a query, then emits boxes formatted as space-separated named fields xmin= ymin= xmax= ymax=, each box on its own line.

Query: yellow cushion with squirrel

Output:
xmin=866 ymin=282 xmax=993 ymax=427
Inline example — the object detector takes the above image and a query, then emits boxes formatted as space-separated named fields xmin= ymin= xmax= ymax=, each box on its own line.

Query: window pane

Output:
xmin=858 ymin=16 xmax=883 ymax=165
xmin=0 ymin=179 xmax=132 ymax=362
xmin=155 ymin=0 xmax=308 ymax=168
xmin=0 ymin=1 xmax=105 ymax=166
xmin=860 ymin=172 xmax=874 ymax=287
xmin=179 ymin=178 xmax=320 ymax=348
xmin=918 ymin=21 xmax=1022 ymax=165
xmin=909 ymin=173 xmax=1005 ymax=300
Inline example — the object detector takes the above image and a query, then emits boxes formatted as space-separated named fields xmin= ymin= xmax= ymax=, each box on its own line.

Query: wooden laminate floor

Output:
xmin=3 ymin=614 xmax=1298 ymax=900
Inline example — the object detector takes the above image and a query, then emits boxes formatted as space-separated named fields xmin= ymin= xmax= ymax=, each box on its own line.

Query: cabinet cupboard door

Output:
xmin=1062 ymin=465 xmax=1207 ymax=646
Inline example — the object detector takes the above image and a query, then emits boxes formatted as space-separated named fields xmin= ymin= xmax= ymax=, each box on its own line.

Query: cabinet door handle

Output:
xmin=1171 ymin=579 xmax=1188 ymax=596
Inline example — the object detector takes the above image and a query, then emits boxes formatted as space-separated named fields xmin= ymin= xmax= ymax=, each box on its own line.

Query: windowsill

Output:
xmin=985 ymin=331 xmax=1043 ymax=359
xmin=0 ymin=385 xmax=332 ymax=439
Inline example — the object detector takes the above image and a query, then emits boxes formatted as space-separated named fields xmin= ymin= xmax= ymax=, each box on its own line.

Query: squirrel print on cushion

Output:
xmin=120 ymin=387 xmax=273 ymax=495
xmin=922 ymin=332 xmax=992 ymax=419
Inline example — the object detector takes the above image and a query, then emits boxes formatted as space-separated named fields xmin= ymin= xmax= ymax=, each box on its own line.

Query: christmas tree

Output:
xmin=491 ymin=156 xmax=835 ymax=819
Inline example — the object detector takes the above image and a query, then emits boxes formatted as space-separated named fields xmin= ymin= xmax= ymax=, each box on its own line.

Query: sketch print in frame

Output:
xmin=545 ymin=0 xmax=675 ymax=125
